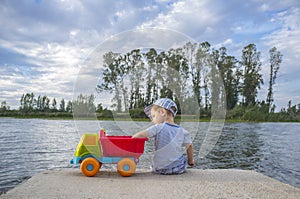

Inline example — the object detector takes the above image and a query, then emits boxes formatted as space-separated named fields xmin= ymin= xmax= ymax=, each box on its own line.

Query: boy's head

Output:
xmin=144 ymin=98 xmax=178 ymax=119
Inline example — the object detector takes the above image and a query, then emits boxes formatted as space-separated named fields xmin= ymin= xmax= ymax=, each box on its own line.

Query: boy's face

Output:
xmin=150 ymin=108 xmax=165 ymax=124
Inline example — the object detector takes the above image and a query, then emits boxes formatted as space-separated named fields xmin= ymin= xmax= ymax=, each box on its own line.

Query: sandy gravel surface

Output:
xmin=1 ymin=169 xmax=299 ymax=199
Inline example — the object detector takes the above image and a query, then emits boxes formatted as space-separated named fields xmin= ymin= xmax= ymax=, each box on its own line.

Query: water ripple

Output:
xmin=0 ymin=118 xmax=299 ymax=194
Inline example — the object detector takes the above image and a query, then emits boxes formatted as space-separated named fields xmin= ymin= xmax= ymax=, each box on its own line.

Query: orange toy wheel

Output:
xmin=117 ymin=158 xmax=136 ymax=177
xmin=80 ymin=157 xmax=101 ymax=177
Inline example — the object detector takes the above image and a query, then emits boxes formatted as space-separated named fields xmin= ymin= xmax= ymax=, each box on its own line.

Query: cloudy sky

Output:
xmin=0 ymin=0 xmax=300 ymax=110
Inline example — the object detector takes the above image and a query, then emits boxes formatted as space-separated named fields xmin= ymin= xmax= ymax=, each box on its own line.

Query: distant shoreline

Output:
xmin=1 ymin=115 xmax=299 ymax=123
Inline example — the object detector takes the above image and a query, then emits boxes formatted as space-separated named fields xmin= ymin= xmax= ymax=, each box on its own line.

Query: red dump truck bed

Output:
xmin=100 ymin=133 xmax=148 ymax=159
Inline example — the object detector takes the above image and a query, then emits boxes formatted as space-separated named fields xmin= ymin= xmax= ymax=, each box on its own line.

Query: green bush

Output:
xmin=243 ymin=107 xmax=267 ymax=121
xmin=129 ymin=109 xmax=146 ymax=118
xmin=226 ymin=105 xmax=245 ymax=119
xmin=97 ymin=109 xmax=113 ymax=118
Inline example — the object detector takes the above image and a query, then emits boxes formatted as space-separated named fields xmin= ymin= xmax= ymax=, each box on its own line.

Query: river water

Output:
xmin=0 ymin=118 xmax=299 ymax=193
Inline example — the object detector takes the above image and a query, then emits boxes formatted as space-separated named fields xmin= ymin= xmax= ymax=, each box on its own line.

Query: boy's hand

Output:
xmin=188 ymin=159 xmax=195 ymax=167
xmin=186 ymin=144 xmax=194 ymax=167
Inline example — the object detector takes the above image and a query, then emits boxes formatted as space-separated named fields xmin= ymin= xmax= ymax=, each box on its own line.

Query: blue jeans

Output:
xmin=153 ymin=157 xmax=187 ymax=175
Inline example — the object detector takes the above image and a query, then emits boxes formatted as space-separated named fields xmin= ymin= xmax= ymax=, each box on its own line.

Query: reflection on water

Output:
xmin=196 ymin=122 xmax=300 ymax=188
xmin=199 ymin=123 xmax=264 ymax=169
xmin=0 ymin=118 xmax=80 ymax=193
xmin=0 ymin=118 xmax=299 ymax=194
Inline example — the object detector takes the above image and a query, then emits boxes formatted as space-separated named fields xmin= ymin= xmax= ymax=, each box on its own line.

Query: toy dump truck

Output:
xmin=70 ymin=129 xmax=148 ymax=177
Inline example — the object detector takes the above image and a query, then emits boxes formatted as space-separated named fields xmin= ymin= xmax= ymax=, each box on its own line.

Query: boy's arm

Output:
xmin=186 ymin=144 xmax=195 ymax=166
xmin=132 ymin=129 xmax=149 ymax=138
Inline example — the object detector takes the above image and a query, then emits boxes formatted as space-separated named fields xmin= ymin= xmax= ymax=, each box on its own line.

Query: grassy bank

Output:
xmin=1 ymin=114 xmax=299 ymax=123
xmin=1 ymin=108 xmax=300 ymax=122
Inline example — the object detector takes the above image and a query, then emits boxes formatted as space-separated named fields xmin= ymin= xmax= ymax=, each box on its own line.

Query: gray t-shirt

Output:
xmin=147 ymin=122 xmax=192 ymax=170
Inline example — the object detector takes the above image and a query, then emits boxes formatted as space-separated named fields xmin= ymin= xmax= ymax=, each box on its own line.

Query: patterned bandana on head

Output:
xmin=144 ymin=98 xmax=178 ymax=118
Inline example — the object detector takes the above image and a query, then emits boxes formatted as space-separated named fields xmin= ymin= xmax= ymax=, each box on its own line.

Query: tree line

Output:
xmin=95 ymin=41 xmax=299 ymax=121
xmin=1 ymin=93 xmax=300 ymax=121
xmin=96 ymin=42 xmax=292 ymax=119
xmin=0 ymin=93 xmax=113 ymax=118
xmin=19 ymin=93 xmax=73 ymax=113
xmin=0 ymin=93 xmax=73 ymax=118
xmin=1 ymin=41 xmax=300 ymax=121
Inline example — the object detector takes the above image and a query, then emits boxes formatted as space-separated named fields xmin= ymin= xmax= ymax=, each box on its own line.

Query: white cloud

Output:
xmin=260 ymin=7 xmax=300 ymax=109
xmin=140 ymin=0 xmax=222 ymax=41
xmin=0 ymin=0 xmax=300 ymax=110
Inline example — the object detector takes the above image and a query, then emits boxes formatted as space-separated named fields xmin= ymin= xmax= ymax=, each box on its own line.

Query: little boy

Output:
xmin=132 ymin=98 xmax=194 ymax=174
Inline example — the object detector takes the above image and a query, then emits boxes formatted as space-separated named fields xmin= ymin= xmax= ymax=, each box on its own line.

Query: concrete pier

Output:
xmin=1 ymin=169 xmax=299 ymax=198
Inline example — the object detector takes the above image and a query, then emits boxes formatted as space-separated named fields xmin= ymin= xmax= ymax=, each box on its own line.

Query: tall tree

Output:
xmin=198 ymin=42 xmax=211 ymax=111
xmin=154 ymin=51 xmax=167 ymax=100
xmin=59 ymin=99 xmax=66 ymax=112
xmin=73 ymin=94 xmax=96 ymax=116
xmin=183 ymin=42 xmax=197 ymax=99
xmin=115 ymin=54 xmax=128 ymax=111
xmin=44 ymin=96 xmax=50 ymax=111
xmin=164 ymin=47 xmax=189 ymax=103
xmin=144 ymin=48 xmax=157 ymax=106
xmin=193 ymin=42 xmax=211 ymax=108
xmin=240 ymin=44 xmax=263 ymax=107
xmin=209 ymin=47 xmax=228 ymax=117
xmin=126 ymin=49 xmax=145 ymax=109
xmin=0 ymin=101 xmax=9 ymax=111
xmin=51 ymin=98 xmax=57 ymax=111
xmin=97 ymin=51 xmax=123 ymax=111
xmin=66 ymin=100 xmax=73 ymax=112
xmin=19 ymin=93 xmax=35 ymax=112
xmin=266 ymin=47 xmax=282 ymax=112
xmin=36 ymin=95 xmax=42 ymax=111
xmin=20 ymin=94 xmax=24 ymax=111
xmin=212 ymin=47 xmax=240 ymax=110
